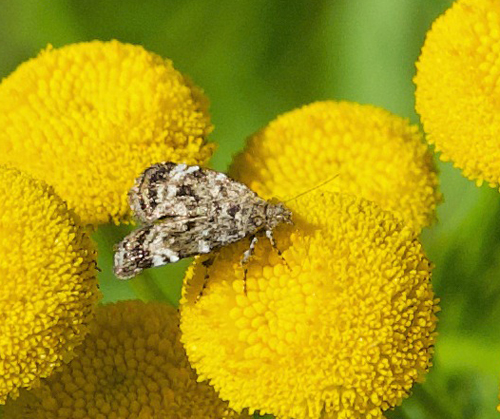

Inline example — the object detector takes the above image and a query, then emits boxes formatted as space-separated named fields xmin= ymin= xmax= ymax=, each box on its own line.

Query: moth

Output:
xmin=113 ymin=162 xmax=293 ymax=280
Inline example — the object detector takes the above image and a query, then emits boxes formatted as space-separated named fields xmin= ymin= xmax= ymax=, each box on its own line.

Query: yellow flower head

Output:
xmin=4 ymin=300 xmax=251 ymax=419
xmin=0 ymin=40 xmax=214 ymax=226
xmin=180 ymin=191 xmax=438 ymax=419
xmin=230 ymin=101 xmax=440 ymax=232
xmin=415 ymin=0 xmax=500 ymax=187
xmin=0 ymin=166 xmax=99 ymax=404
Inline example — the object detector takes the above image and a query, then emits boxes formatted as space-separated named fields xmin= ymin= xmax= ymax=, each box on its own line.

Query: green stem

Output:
xmin=129 ymin=273 xmax=176 ymax=306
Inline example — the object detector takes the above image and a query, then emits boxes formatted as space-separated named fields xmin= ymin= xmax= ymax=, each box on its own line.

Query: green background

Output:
xmin=2 ymin=1 xmax=500 ymax=418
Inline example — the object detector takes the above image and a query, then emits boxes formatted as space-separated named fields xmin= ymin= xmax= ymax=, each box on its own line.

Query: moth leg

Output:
xmin=265 ymin=229 xmax=290 ymax=270
xmin=241 ymin=235 xmax=258 ymax=294
xmin=197 ymin=254 xmax=218 ymax=300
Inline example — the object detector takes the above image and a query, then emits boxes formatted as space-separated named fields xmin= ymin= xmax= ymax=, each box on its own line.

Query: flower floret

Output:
xmin=181 ymin=191 xmax=438 ymax=418
xmin=0 ymin=166 xmax=99 ymax=404
xmin=4 ymin=300 xmax=251 ymax=418
xmin=0 ymin=40 xmax=215 ymax=225
xmin=415 ymin=0 xmax=500 ymax=187
xmin=230 ymin=101 xmax=440 ymax=231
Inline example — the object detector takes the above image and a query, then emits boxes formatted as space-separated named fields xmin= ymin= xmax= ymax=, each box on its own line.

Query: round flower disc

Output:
xmin=0 ymin=166 xmax=99 ymax=403
xmin=230 ymin=101 xmax=440 ymax=232
xmin=0 ymin=40 xmax=215 ymax=226
xmin=180 ymin=192 xmax=438 ymax=419
xmin=415 ymin=0 xmax=500 ymax=187
xmin=4 ymin=301 xmax=251 ymax=418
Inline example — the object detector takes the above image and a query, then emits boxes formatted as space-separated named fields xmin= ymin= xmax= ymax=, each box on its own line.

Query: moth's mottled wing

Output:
xmin=114 ymin=216 xmax=217 ymax=279
xmin=129 ymin=162 xmax=254 ymax=224
xmin=115 ymin=161 xmax=292 ymax=280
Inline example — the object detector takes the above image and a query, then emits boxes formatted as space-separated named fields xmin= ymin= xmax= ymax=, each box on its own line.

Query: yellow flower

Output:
xmin=180 ymin=191 xmax=438 ymax=419
xmin=230 ymin=101 xmax=440 ymax=232
xmin=415 ymin=0 xmax=500 ymax=188
xmin=0 ymin=166 xmax=99 ymax=404
xmin=4 ymin=300 xmax=251 ymax=419
xmin=0 ymin=40 xmax=214 ymax=226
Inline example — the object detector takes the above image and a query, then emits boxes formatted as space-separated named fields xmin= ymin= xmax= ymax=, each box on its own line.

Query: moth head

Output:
xmin=265 ymin=201 xmax=293 ymax=229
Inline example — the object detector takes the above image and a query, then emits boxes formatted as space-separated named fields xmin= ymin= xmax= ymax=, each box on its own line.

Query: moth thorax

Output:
xmin=265 ymin=202 xmax=292 ymax=228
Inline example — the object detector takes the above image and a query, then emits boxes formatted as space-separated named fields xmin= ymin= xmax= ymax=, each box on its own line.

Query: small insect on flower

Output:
xmin=113 ymin=162 xmax=293 ymax=280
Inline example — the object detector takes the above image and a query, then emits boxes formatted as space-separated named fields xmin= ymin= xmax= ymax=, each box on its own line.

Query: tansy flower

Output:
xmin=180 ymin=191 xmax=438 ymax=419
xmin=0 ymin=40 xmax=214 ymax=226
xmin=230 ymin=101 xmax=440 ymax=232
xmin=415 ymin=0 xmax=500 ymax=188
xmin=0 ymin=166 xmax=99 ymax=404
xmin=4 ymin=300 xmax=251 ymax=419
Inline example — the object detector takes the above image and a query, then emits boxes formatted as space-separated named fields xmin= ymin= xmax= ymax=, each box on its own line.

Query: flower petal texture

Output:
xmin=4 ymin=300 xmax=251 ymax=419
xmin=180 ymin=191 xmax=438 ymax=418
xmin=230 ymin=101 xmax=439 ymax=232
xmin=415 ymin=0 xmax=500 ymax=187
xmin=0 ymin=40 xmax=214 ymax=226
xmin=0 ymin=166 xmax=99 ymax=404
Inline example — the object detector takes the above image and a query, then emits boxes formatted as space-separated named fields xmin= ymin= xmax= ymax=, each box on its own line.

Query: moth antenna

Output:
xmin=283 ymin=174 xmax=339 ymax=203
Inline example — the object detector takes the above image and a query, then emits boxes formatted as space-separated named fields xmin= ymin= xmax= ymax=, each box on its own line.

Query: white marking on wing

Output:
xmin=114 ymin=250 xmax=125 ymax=267
xmin=171 ymin=164 xmax=187 ymax=174
xmin=153 ymin=248 xmax=180 ymax=265
xmin=198 ymin=241 xmax=210 ymax=253
xmin=163 ymin=248 xmax=180 ymax=262
xmin=185 ymin=165 xmax=200 ymax=174
xmin=152 ymin=255 xmax=165 ymax=266
xmin=167 ymin=184 xmax=177 ymax=196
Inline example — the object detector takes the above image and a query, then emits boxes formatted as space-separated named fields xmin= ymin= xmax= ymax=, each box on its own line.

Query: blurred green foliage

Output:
xmin=3 ymin=0 xmax=500 ymax=418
